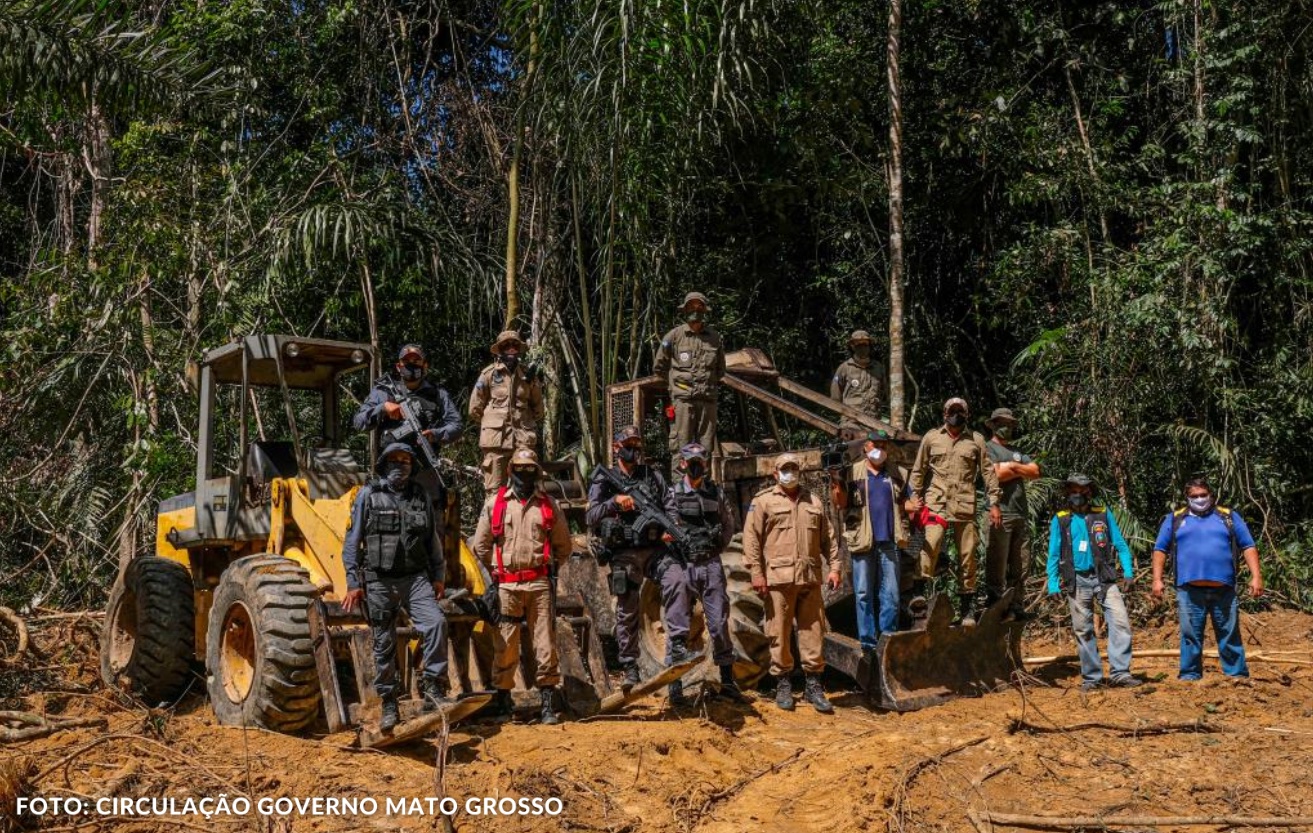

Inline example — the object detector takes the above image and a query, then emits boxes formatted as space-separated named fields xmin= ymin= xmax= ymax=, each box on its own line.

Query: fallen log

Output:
xmin=982 ymin=810 xmax=1313 ymax=829
xmin=1023 ymin=648 xmax=1313 ymax=667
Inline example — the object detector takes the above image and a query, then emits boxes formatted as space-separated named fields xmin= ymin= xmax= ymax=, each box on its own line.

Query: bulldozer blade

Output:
xmin=835 ymin=591 xmax=1023 ymax=712
xmin=358 ymin=692 xmax=493 ymax=749
xmin=593 ymin=657 xmax=702 ymax=716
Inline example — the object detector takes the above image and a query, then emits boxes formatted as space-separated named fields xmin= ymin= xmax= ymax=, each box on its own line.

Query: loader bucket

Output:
xmin=823 ymin=591 xmax=1024 ymax=712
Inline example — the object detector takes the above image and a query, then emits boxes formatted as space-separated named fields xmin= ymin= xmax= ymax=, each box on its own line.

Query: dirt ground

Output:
xmin=4 ymin=610 xmax=1313 ymax=833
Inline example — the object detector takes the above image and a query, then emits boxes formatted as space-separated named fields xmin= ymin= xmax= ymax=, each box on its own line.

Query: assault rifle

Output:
xmin=590 ymin=465 xmax=689 ymax=552
xmin=392 ymin=396 xmax=446 ymax=487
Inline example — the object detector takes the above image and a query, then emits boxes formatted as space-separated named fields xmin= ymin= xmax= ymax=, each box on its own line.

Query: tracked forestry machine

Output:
xmin=564 ymin=348 xmax=1024 ymax=711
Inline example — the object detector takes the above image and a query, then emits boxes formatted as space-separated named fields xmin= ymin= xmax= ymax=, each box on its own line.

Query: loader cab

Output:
xmin=190 ymin=336 xmax=375 ymax=543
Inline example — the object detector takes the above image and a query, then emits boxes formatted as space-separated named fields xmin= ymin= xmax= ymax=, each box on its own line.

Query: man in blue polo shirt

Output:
xmin=1046 ymin=473 xmax=1139 ymax=691
xmin=1151 ymin=476 xmax=1263 ymax=680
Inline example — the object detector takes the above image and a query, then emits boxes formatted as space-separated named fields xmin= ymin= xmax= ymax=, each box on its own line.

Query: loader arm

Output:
xmin=266 ymin=477 xmax=357 ymax=597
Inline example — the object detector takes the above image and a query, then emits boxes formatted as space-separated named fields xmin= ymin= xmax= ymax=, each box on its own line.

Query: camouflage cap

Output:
xmin=397 ymin=343 xmax=427 ymax=362
xmin=848 ymin=330 xmax=874 ymax=346
xmin=943 ymin=397 xmax=969 ymax=413
xmin=866 ymin=428 xmax=892 ymax=443
xmin=490 ymin=329 xmax=525 ymax=355
xmin=509 ymin=447 xmax=542 ymax=473
xmin=775 ymin=452 xmax=802 ymax=471
xmin=679 ymin=442 xmax=709 ymax=461
xmin=678 ymin=291 xmax=711 ymax=311
xmin=613 ymin=424 xmax=642 ymax=443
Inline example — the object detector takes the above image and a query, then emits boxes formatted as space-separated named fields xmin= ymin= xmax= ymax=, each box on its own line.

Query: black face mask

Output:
xmin=994 ymin=425 xmax=1014 ymax=441
xmin=1068 ymin=493 xmax=1089 ymax=509
xmin=384 ymin=461 xmax=411 ymax=490
xmin=510 ymin=469 xmax=538 ymax=497
xmin=685 ymin=461 xmax=706 ymax=481
xmin=946 ymin=413 xmax=966 ymax=428
xmin=501 ymin=354 xmax=520 ymax=373
xmin=399 ymin=364 xmax=424 ymax=382
xmin=617 ymin=446 xmax=641 ymax=464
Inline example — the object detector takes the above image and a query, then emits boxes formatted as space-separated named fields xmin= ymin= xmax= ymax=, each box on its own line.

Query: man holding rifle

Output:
xmin=585 ymin=425 xmax=679 ymax=691
xmin=353 ymin=344 xmax=464 ymax=526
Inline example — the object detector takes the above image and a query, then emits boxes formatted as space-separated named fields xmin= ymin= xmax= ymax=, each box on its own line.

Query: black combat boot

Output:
xmin=539 ymin=687 xmax=560 ymax=725
xmin=421 ymin=676 xmax=449 ymax=712
xmin=668 ymin=680 xmax=692 ymax=708
xmin=669 ymin=637 xmax=702 ymax=665
xmin=379 ymin=698 xmax=400 ymax=731
xmin=958 ymin=593 xmax=978 ymax=627
xmin=489 ymin=689 xmax=513 ymax=723
xmin=774 ymin=676 xmax=795 ymax=711
xmin=621 ymin=662 xmax=641 ymax=692
xmin=803 ymin=674 xmax=834 ymax=714
xmin=715 ymin=664 xmax=749 ymax=703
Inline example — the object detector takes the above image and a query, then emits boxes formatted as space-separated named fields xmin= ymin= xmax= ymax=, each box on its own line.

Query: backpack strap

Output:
xmin=1216 ymin=505 xmax=1240 ymax=571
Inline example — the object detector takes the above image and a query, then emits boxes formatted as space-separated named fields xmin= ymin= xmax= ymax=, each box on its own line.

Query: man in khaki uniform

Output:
xmin=470 ymin=448 xmax=572 ymax=724
xmin=830 ymin=330 xmax=883 ymax=419
xmin=654 ymin=291 xmax=726 ymax=453
xmin=470 ymin=330 xmax=545 ymax=493
xmin=744 ymin=454 xmax=842 ymax=713
xmin=909 ymin=397 xmax=1003 ymax=626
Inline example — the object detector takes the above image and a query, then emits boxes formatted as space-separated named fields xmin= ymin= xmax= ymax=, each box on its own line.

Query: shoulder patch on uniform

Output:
xmin=475 ymin=380 xmax=486 ymax=389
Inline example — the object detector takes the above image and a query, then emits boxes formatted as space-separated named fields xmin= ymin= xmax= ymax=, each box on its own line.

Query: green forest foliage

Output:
xmin=1 ymin=0 xmax=1310 ymax=610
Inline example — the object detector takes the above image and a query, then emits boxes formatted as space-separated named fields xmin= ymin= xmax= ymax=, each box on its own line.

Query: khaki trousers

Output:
xmin=480 ymin=448 xmax=512 ymax=493
xmin=492 ymin=582 xmax=559 ymax=689
xmin=919 ymin=520 xmax=980 ymax=591
xmin=669 ymin=398 xmax=717 ymax=453
xmin=765 ymin=583 xmax=826 ymax=676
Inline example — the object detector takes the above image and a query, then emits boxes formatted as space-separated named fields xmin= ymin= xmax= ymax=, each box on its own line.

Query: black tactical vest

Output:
xmin=673 ymin=480 xmax=723 ymax=559
xmin=593 ymin=465 xmax=665 ymax=553
xmin=362 ymin=482 xmax=432 ymax=577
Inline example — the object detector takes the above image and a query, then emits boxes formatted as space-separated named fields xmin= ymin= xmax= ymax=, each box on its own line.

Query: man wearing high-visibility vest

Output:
xmin=471 ymin=448 xmax=572 ymax=724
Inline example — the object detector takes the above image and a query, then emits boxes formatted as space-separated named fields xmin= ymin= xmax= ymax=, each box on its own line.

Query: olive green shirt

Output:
xmin=830 ymin=358 xmax=882 ymax=416
xmin=986 ymin=439 xmax=1034 ymax=522
xmin=909 ymin=426 xmax=1002 ymax=521
xmin=654 ymin=324 xmax=725 ymax=402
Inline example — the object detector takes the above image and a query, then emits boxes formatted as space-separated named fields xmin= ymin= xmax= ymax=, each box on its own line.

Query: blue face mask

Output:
xmin=1188 ymin=495 xmax=1213 ymax=514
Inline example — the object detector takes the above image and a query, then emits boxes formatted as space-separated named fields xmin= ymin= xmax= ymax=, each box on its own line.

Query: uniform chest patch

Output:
xmin=679 ymin=351 xmax=691 ymax=362
xmin=1012 ymin=452 xmax=1022 ymax=462
xmin=849 ymin=379 xmax=859 ymax=387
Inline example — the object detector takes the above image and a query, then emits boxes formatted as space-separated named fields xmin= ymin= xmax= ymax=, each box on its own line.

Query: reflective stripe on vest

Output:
xmin=490 ymin=486 xmax=555 ymax=583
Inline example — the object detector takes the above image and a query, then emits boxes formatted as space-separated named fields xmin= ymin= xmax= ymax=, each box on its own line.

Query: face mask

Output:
xmin=501 ymin=354 xmax=520 ymax=373
xmin=946 ymin=413 xmax=966 ymax=428
xmin=617 ymin=446 xmax=641 ymax=464
xmin=510 ymin=469 xmax=538 ymax=497
xmin=685 ymin=461 xmax=706 ymax=481
xmin=1067 ymin=493 xmax=1088 ymax=509
xmin=853 ymin=345 xmax=871 ymax=361
xmin=384 ymin=460 xmax=411 ymax=489
xmin=867 ymin=448 xmax=885 ymax=465
xmin=399 ymin=364 xmax=424 ymax=382
xmin=777 ymin=470 xmax=799 ymax=489
xmin=1188 ymin=495 xmax=1213 ymax=513
xmin=994 ymin=426 xmax=1013 ymax=441
xmin=685 ymin=309 xmax=705 ymax=324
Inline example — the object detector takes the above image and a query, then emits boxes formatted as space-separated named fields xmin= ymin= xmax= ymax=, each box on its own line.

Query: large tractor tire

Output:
xmin=635 ymin=533 xmax=770 ymax=691
xmin=100 ymin=557 xmax=196 ymax=705
xmin=206 ymin=555 xmax=320 ymax=733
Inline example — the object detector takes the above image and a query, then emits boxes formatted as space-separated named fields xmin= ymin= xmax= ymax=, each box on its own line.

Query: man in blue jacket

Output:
xmin=1046 ymin=473 xmax=1140 ymax=691
xmin=1151 ymin=476 xmax=1263 ymax=680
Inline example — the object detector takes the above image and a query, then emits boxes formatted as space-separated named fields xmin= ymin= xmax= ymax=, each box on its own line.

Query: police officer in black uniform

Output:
xmin=353 ymin=343 xmax=463 ymax=517
xmin=585 ymin=425 xmax=672 ymax=690
xmin=661 ymin=442 xmax=745 ymax=705
xmin=342 ymin=442 xmax=449 ymax=731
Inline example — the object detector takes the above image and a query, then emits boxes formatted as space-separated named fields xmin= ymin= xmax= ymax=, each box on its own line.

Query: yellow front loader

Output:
xmin=100 ymin=335 xmax=608 ymax=737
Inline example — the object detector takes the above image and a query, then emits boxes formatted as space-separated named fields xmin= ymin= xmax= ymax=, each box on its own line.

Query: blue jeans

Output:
xmin=1176 ymin=584 xmax=1249 ymax=679
xmin=852 ymin=542 xmax=900 ymax=650
xmin=1067 ymin=573 xmax=1133 ymax=683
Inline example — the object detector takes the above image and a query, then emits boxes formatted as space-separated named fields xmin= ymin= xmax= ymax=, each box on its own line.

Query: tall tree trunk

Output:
xmin=360 ymin=260 xmax=381 ymax=378
xmin=504 ymin=3 xmax=542 ymax=329
xmin=886 ymin=0 xmax=907 ymax=431
xmin=84 ymin=98 xmax=111 ymax=269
